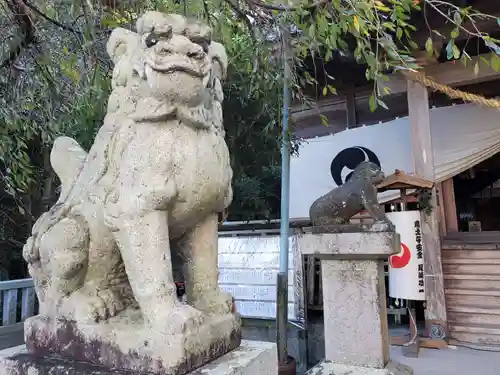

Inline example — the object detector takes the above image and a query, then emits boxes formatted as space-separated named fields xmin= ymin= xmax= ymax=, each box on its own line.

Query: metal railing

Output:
xmin=0 ymin=278 xmax=36 ymax=330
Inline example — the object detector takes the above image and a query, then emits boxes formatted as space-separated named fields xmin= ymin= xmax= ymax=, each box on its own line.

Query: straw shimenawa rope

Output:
xmin=402 ymin=70 xmax=500 ymax=109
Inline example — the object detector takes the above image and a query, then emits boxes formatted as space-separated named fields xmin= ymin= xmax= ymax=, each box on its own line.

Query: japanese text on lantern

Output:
xmin=414 ymin=220 xmax=424 ymax=294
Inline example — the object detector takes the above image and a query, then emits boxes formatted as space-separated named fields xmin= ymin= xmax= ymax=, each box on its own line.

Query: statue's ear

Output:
xmin=209 ymin=42 xmax=228 ymax=82
xmin=106 ymin=28 xmax=139 ymax=64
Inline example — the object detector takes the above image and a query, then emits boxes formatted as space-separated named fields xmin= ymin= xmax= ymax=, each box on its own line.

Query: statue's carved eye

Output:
xmin=190 ymin=36 xmax=211 ymax=53
xmin=145 ymin=33 xmax=159 ymax=48
xmin=199 ymin=41 xmax=210 ymax=53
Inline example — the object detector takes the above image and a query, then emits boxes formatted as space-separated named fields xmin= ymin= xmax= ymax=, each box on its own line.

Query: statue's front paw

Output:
xmin=374 ymin=218 xmax=395 ymax=230
xmin=60 ymin=290 xmax=109 ymax=323
xmin=151 ymin=303 xmax=205 ymax=335
xmin=192 ymin=289 xmax=235 ymax=316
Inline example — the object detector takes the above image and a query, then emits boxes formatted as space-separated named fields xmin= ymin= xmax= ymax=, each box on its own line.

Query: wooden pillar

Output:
xmin=436 ymin=182 xmax=447 ymax=237
xmin=441 ymin=178 xmax=459 ymax=234
xmin=407 ymin=79 xmax=448 ymax=339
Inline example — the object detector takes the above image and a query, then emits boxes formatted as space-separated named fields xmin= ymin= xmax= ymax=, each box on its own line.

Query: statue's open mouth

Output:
xmin=151 ymin=64 xmax=204 ymax=77
xmin=130 ymin=55 xmax=211 ymax=123
xmin=144 ymin=56 xmax=206 ymax=78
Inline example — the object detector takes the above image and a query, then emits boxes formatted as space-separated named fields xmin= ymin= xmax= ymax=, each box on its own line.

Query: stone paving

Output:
xmin=390 ymin=345 xmax=500 ymax=375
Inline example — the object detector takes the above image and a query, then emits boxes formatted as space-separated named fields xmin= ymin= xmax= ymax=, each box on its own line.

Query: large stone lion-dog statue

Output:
xmin=23 ymin=11 xmax=235 ymax=343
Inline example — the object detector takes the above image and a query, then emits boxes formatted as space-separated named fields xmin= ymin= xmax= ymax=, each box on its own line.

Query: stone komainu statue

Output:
xmin=309 ymin=161 xmax=393 ymax=228
xmin=21 ymin=12 xmax=239 ymax=374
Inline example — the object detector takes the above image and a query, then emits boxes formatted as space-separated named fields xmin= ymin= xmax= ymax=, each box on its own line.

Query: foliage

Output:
xmin=218 ymin=14 xmax=284 ymax=220
xmin=417 ymin=188 xmax=433 ymax=216
xmin=0 ymin=0 xmax=121 ymax=277
xmin=136 ymin=0 xmax=500 ymax=110
xmin=241 ymin=0 xmax=500 ymax=111
xmin=0 ymin=0 xmax=286 ymax=269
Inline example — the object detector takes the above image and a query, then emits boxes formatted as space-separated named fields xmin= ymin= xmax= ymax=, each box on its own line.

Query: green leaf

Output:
xmin=101 ymin=17 xmax=121 ymax=28
xmin=480 ymin=56 xmax=491 ymax=67
xmin=382 ymin=22 xmax=395 ymax=31
xmin=408 ymin=40 xmax=418 ymax=50
xmin=353 ymin=15 xmax=360 ymax=33
xmin=369 ymin=94 xmax=378 ymax=112
xmin=446 ymin=40 xmax=456 ymax=60
xmin=453 ymin=45 xmax=460 ymax=59
xmin=460 ymin=53 xmax=469 ymax=67
xmin=309 ymin=24 xmax=316 ymax=39
xmin=473 ymin=61 xmax=479 ymax=76
xmin=322 ymin=86 xmax=328 ymax=96
xmin=320 ymin=114 xmax=328 ymax=127
xmin=396 ymin=27 xmax=403 ymax=40
xmin=491 ymin=56 xmax=500 ymax=72
xmin=325 ymin=49 xmax=333 ymax=62
xmin=376 ymin=98 xmax=388 ymax=110
xmin=425 ymin=37 xmax=433 ymax=56
xmin=484 ymin=40 xmax=500 ymax=55
xmin=450 ymin=28 xmax=459 ymax=39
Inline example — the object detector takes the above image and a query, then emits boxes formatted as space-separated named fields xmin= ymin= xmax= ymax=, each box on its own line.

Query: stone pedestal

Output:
xmin=0 ymin=340 xmax=277 ymax=375
xmin=321 ymin=259 xmax=389 ymax=367
xmin=21 ymin=310 xmax=241 ymax=375
xmin=297 ymin=227 xmax=413 ymax=375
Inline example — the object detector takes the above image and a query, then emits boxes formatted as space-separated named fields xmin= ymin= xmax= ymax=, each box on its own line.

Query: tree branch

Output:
xmin=245 ymin=0 xmax=328 ymax=12
xmin=0 ymin=0 xmax=35 ymax=69
xmin=23 ymin=0 xmax=82 ymax=34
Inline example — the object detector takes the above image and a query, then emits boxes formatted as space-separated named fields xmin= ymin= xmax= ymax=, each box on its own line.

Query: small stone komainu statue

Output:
xmin=309 ymin=161 xmax=394 ymax=229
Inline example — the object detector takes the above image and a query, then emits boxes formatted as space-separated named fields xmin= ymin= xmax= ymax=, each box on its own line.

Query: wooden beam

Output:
xmin=291 ymin=87 xmax=373 ymax=119
xmin=379 ymin=53 xmax=500 ymax=97
xmin=346 ymin=85 xmax=357 ymax=127
xmin=441 ymin=178 xmax=459 ymax=234
xmin=407 ymin=78 xmax=449 ymax=340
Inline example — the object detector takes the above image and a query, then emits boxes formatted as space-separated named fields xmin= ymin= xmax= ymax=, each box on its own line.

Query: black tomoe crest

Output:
xmin=330 ymin=146 xmax=381 ymax=186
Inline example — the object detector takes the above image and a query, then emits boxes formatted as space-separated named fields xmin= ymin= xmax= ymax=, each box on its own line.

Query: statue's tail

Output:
xmin=23 ymin=137 xmax=87 ymax=304
xmin=23 ymin=137 xmax=86 ymax=264
xmin=50 ymin=136 xmax=88 ymax=201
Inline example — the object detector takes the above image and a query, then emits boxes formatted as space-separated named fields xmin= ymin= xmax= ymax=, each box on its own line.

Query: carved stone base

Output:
xmin=0 ymin=340 xmax=276 ymax=375
xmin=307 ymin=361 xmax=413 ymax=375
xmin=23 ymin=310 xmax=241 ymax=375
